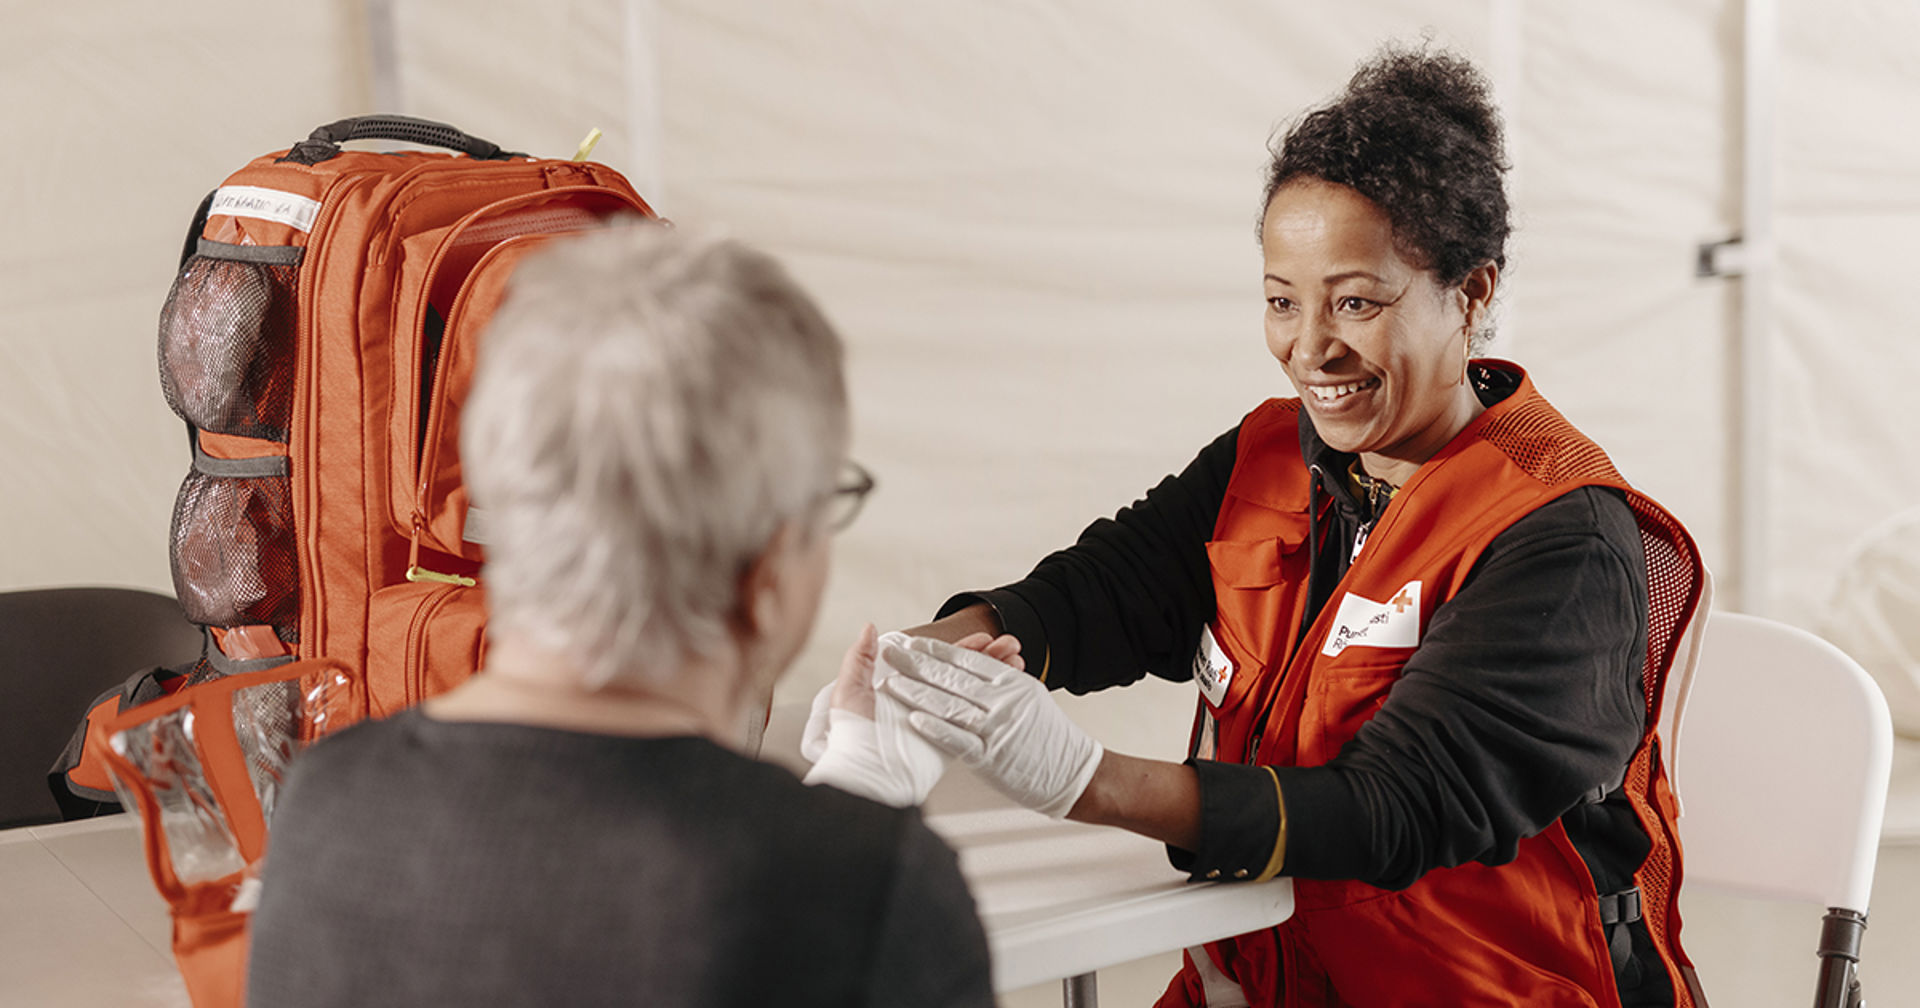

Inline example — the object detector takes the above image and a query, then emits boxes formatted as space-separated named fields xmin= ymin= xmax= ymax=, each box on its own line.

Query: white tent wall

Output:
xmin=1776 ymin=0 xmax=1920 ymax=624
xmin=1508 ymin=0 xmax=1736 ymax=578
xmin=432 ymin=0 xmax=1744 ymax=745
xmin=6 ymin=1 xmax=1920 ymax=1003
xmin=635 ymin=3 xmax=1509 ymax=747
xmin=0 ymin=3 xmax=1749 ymax=707
xmin=1 ymin=3 xmax=371 ymax=597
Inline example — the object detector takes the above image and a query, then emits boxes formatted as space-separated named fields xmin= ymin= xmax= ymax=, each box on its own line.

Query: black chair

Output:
xmin=0 ymin=586 xmax=203 ymax=829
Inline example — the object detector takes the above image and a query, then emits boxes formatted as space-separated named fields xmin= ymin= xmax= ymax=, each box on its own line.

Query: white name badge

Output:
xmin=1193 ymin=625 xmax=1235 ymax=706
xmin=209 ymin=185 xmax=323 ymax=233
xmin=1321 ymin=579 xmax=1424 ymax=657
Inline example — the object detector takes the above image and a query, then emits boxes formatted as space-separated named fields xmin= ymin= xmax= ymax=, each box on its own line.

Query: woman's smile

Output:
xmin=1304 ymin=377 xmax=1381 ymax=407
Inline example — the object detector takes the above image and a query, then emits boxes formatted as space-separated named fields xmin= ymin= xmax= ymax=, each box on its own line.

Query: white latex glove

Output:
xmin=799 ymin=679 xmax=834 ymax=764
xmin=802 ymin=628 xmax=949 ymax=808
xmin=881 ymin=635 xmax=1104 ymax=819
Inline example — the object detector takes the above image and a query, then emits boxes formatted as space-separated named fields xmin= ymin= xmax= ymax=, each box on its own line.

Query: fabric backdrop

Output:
xmin=5 ymin=1 xmax=1916 ymax=751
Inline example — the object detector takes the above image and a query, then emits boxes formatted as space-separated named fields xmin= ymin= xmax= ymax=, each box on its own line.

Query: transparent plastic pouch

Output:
xmin=100 ymin=658 xmax=356 ymax=1008
xmin=105 ymin=659 xmax=354 ymax=885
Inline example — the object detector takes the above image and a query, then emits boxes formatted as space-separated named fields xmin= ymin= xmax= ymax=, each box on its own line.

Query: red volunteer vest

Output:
xmin=1172 ymin=364 xmax=1705 ymax=1007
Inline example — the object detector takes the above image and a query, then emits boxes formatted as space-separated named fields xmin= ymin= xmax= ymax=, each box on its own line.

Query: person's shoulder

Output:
xmin=291 ymin=707 xmax=422 ymax=774
xmin=742 ymin=752 xmax=922 ymax=834
xmin=694 ymin=749 xmax=942 ymax=884
xmin=265 ymin=712 xmax=437 ymax=844
xmin=1513 ymin=485 xmax=1639 ymax=542
xmin=1488 ymin=486 xmax=1647 ymax=588
xmin=660 ymin=737 xmax=914 ymax=825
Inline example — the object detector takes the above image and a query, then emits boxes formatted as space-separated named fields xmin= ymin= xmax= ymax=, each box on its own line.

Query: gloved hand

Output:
xmin=802 ymin=626 xmax=949 ymax=808
xmin=881 ymin=635 xmax=1103 ymax=819
xmin=799 ymin=681 xmax=835 ymax=764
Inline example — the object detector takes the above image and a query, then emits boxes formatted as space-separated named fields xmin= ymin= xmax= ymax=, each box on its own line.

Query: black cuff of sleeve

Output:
xmin=1267 ymin=765 xmax=1365 ymax=882
xmin=1166 ymin=758 xmax=1283 ymax=882
xmin=937 ymin=589 xmax=1050 ymax=684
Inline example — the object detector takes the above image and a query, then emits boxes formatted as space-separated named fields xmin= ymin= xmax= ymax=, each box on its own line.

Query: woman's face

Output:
xmin=1261 ymin=179 xmax=1494 ymax=485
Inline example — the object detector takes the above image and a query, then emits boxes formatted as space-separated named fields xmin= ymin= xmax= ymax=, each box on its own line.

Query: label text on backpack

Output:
xmin=210 ymin=186 xmax=323 ymax=233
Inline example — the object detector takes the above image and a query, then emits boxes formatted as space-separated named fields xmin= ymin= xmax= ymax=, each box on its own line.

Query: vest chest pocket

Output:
xmin=1203 ymin=530 xmax=1307 ymax=719
xmin=1300 ymin=649 xmax=1414 ymax=765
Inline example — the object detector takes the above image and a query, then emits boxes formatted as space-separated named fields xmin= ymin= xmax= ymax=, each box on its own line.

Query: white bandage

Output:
xmin=802 ymin=631 xmax=948 ymax=807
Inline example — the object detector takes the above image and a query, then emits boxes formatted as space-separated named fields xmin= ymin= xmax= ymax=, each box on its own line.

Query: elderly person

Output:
xmin=872 ymin=47 xmax=1709 ymax=1007
xmin=245 ymin=225 xmax=994 ymax=1008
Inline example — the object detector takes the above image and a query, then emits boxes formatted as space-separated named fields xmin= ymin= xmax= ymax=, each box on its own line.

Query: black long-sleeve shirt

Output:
xmin=941 ymin=374 xmax=1675 ymax=1001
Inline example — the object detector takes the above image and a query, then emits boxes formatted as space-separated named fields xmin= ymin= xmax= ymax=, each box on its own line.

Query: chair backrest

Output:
xmin=1672 ymin=610 xmax=1893 ymax=912
xmin=0 ymin=586 xmax=203 ymax=828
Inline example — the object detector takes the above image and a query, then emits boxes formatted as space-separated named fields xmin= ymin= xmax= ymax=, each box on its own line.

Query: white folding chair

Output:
xmin=1669 ymin=611 xmax=1893 ymax=1008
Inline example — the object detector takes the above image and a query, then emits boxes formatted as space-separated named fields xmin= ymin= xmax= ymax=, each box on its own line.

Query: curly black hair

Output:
xmin=1261 ymin=45 xmax=1511 ymax=290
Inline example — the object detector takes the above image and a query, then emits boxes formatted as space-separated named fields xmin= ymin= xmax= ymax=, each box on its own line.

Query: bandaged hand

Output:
xmin=800 ymin=624 xmax=875 ymax=766
xmin=803 ymin=626 xmax=1023 ymax=808
xmin=881 ymin=635 xmax=1103 ymax=819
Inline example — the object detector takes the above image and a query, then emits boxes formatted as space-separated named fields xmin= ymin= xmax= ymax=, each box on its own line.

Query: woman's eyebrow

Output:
xmin=1262 ymin=270 xmax=1390 ymax=285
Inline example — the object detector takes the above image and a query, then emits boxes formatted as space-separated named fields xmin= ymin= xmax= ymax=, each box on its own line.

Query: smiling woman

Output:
xmin=867 ymin=44 xmax=1714 ymax=1008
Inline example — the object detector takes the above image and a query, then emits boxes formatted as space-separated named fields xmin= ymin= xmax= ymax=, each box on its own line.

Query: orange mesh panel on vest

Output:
xmin=1630 ymin=500 xmax=1700 ymax=721
xmin=1476 ymin=394 xmax=1624 ymax=488
xmin=1480 ymin=388 xmax=1704 ymax=1006
xmin=1624 ymin=744 xmax=1693 ymax=1007
xmin=1623 ymin=499 xmax=1703 ymax=1008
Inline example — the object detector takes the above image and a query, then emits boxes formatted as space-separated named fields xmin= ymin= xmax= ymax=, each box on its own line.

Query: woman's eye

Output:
xmin=1266 ymin=296 xmax=1294 ymax=313
xmin=1337 ymin=296 xmax=1374 ymax=313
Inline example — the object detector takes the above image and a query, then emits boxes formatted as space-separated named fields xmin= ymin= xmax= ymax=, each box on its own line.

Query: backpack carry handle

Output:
xmin=279 ymin=115 xmax=524 ymax=166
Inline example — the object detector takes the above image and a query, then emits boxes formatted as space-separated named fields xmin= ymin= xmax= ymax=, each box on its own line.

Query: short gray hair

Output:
xmin=463 ymin=223 xmax=848 ymax=689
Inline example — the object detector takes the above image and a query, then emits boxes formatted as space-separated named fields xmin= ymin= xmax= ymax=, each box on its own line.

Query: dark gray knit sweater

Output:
xmin=246 ymin=709 xmax=992 ymax=1008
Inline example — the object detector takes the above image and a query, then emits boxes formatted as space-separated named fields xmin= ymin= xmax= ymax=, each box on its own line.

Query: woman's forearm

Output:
xmin=901 ymin=603 xmax=1002 ymax=644
xmin=1066 ymin=749 xmax=1202 ymax=852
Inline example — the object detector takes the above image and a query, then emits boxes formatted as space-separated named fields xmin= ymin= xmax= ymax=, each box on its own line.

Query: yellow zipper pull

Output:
xmin=406 ymin=513 xmax=477 ymax=587
xmin=406 ymin=566 xmax=477 ymax=588
xmin=572 ymin=127 xmax=603 ymax=162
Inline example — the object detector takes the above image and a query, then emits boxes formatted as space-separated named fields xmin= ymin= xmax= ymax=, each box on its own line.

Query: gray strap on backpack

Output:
xmin=191 ymin=430 xmax=290 ymax=478
xmin=1598 ymin=887 xmax=1643 ymax=970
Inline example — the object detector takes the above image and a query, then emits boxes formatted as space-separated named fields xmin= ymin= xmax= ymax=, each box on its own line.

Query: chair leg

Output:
xmin=1814 ymin=907 xmax=1866 ymax=1008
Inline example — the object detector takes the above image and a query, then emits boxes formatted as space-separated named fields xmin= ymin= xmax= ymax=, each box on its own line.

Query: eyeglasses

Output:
xmin=825 ymin=460 xmax=876 ymax=532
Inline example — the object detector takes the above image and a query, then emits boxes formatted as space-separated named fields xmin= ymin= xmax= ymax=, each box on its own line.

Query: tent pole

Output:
xmin=1736 ymin=0 xmax=1776 ymax=616
xmin=365 ymin=0 xmax=404 ymax=114
xmin=623 ymin=0 xmax=667 ymax=206
xmin=1487 ymin=0 xmax=1524 ymax=349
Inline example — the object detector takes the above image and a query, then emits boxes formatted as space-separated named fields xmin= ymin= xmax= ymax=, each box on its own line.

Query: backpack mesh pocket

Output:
xmin=169 ymin=470 xmax=299 ymax=640
xmin=158 ymin=249 xmax=299 ymax=441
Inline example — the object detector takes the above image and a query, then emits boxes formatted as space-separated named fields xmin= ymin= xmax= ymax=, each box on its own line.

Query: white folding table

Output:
xmin=926 ymin=804 xmax=1291 ymax=1003
xmin=0 ymin=777 xmax=1292 ymax=1006
xmin=0 ymin=815 xmax=184 ymax=1007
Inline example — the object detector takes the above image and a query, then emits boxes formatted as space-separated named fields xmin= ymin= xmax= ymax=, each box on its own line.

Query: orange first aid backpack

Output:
xmin=60 ymin=116 xmax=658 ymax=1005
xmin=157 ymin=114 xmax=655 ymax=702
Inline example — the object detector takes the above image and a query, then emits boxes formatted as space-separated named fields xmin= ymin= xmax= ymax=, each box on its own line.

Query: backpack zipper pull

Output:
xmin=406 ymin=567 xmax=476 ymax=588
xmin=405 ymin=514 xmax=477 ymax=587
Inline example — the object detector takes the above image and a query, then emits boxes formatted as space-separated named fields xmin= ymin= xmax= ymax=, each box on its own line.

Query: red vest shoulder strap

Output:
xmin=1218 ymin=399 xmax=1311 ymax=520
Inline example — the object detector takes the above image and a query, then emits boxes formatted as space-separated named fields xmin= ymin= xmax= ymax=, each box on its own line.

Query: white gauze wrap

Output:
xmin=801 ymin=631 xmax=949 ymax=807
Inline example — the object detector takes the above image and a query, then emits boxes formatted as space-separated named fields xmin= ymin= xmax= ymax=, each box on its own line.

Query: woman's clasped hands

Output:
xmin=880 ymin=636 xmax=1104 ymax=819
xmin=802 ymin=624 xmax=1026 ymax=808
